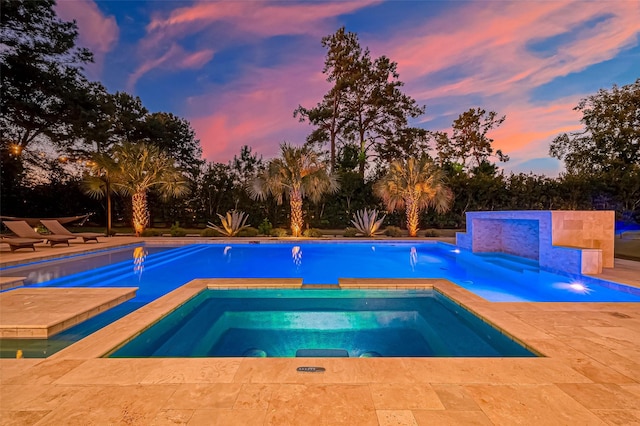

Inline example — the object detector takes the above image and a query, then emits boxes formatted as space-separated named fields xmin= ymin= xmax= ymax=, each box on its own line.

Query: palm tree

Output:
xmin=249 ymin=143 xmax=338 ymax=237
xmin=374 ymin=156 xmax=453 ymax=237
xmin=86 ymin=142 xmax=189 ymax=236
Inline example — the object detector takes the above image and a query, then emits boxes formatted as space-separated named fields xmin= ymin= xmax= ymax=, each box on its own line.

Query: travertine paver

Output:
xmin=0 ymin=239 xmax=638 ymax=425
xmin=413 ymin=410 xmax=494 ymax=425
xmin=376 ymin=409 xmax=418 ymax=426
xmin=0 ymin=287 xmax=137 ymax=338
xmin=369 ymin=383 xmax=444 ymax=409
xmin=464 ymin=384 xmax=606 ymax=424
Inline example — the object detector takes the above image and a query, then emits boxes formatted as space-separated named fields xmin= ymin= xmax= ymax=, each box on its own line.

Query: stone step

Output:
xmin=0 ymin=276 xmax=26 ymax=291
xmin=0 ymin=287 xmax=137 ymax=338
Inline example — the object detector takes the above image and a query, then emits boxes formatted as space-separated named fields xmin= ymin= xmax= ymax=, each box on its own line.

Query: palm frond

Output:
xmin=374 ymin=155 xmax=452 ymax=215
xmin=81 ymin=175 xmax=108 ymax=200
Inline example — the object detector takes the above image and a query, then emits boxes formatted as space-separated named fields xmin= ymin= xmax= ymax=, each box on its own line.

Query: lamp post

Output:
xmin=60 ymin=155 xmax=113 ymax=237
xmin=105 ymin=170 xmax=112 ymax=237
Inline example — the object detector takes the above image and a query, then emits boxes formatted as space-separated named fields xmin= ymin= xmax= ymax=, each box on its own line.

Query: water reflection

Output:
xmin=292 ymin=246 xmax=302 ymax=267
xmin=132 ymin=246 xmax=148 ymax=278
xmin=410 ymin=247 xmax=418 ymax=270
xmin=223 ymin=246 xmax=232 ymax=263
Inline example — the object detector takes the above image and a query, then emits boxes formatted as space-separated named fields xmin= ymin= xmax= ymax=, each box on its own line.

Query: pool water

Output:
xmin=6 ymin=242 xmax=639 ymax=303
xmin=108 ymin=289 xmax=536 ymax=358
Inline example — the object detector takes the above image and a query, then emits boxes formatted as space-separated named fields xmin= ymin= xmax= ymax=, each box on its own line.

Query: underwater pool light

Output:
xmin=553 ymin=280 xmax=592 ymax=294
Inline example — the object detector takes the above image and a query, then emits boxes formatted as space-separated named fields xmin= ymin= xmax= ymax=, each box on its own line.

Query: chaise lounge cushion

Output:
xmin=40 ymin=220 xmax=103 ymax=243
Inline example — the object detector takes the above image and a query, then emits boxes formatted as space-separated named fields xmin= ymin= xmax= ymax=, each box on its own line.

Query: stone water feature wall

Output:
xmin=456 ymin=210 xmax=614 ymax=275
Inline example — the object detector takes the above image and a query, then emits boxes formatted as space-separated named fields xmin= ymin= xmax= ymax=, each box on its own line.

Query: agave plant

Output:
xmin=207 ymin=210 xmax=250 ymax=237
xmin=351 ymin=208 xmax=386 ymax=237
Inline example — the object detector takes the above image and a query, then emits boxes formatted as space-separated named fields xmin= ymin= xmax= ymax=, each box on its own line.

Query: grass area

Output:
xmin=615 ymin=237 xmax=640 ymax=261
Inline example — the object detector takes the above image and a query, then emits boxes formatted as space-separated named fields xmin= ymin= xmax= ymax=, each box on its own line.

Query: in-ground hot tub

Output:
xmin=108 ymin=288 xmax=536 ymax=358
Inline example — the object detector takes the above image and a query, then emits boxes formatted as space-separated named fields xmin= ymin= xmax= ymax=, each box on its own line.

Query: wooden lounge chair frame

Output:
xmin=1 ymin=236 xmax=43 ymax=252
xmin=40 ymin=220 xmax=102 ymax=243
xmin=2 ymin=221 xmax=74 ymax=247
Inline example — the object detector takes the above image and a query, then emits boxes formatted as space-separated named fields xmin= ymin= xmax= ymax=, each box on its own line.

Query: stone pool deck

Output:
xmin=0 ymin=237 xmax=639 ymax=425
xmin=0 ymin=287 xmax=137 ymax=339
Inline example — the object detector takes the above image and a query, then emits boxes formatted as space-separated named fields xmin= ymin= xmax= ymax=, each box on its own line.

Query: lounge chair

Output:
xmin=1 ymin=236 xmax=43 ymax=252
xmin=2 ymin=221 xmax=74 ymax=247
xmin=40 ymin=220 xmax=103 ymax=243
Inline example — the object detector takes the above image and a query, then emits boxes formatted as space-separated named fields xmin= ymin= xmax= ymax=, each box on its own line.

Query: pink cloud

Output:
xmin=133 ymin=0 xmax=380 ymax=88
xmin=491 ymin=99 xmax=583 ymax=160
xmin=188 ymin=60 xmax=327 ymax=163
xmin=390 ymin=1 xmax=639 ymax=99
xmin=147 ymin=0 xmax=381 ymax=38
xmin=376 ymin=1 xmax=639 ymax=173
xmin=55 ymin=0 xmax=118 ymax=77
xmin=127 ymin=44 xmax=214 ymax=90
xmin=423 ymin=98 xmax=583 ymax=176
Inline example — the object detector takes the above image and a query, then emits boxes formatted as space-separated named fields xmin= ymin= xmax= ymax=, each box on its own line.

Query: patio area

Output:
xmin=0 ymin=237 xmax=639 ymax=425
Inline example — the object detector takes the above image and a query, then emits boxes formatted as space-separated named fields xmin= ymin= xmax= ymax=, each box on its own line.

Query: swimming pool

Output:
xmin=1 ymin=241 xmax=638 ymax=357
xmin=108 ymin=289 xmax=536 ymax=358
xmin=6 ymin=241 xmax=638 ymax=303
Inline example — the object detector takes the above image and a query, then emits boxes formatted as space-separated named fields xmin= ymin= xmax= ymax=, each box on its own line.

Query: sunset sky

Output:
xmin=56 ymin=0 xmax=640 ymax=176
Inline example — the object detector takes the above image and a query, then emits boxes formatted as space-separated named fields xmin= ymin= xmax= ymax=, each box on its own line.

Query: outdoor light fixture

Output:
xmin=553 ymin=280 xmax=592 ymax=294
xmin=9 ymin=143 xmax=22 ymax=157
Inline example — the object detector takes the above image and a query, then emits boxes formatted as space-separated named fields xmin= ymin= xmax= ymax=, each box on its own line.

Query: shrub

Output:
xmin=200 ymin=228 xmax=220 ymax=237
xmin=384 ymin=226 xmax=404 ymax=237
xmin=343 ymin=227 xmax=358 ymax=237
xmin=141 ymin=228 xmax=162 ymax=237
xmin=270 ymin=228 xmax=288 ymax=237
xmin=258 ymin=218 xmax=273 ymax=235
xmin=303 ymin=228 xmax=324 ymax=238
xmin=351 ymin=208 xmax=385 ymax=237
xmin=207 ymin=210 xmax=250 ymax=237
xmin=169 ymin=224 xmax=187 ymax=237
xmin=237 ymin=226 xmax=259 ymax=237
xmin=423 ymin=229 xmax=439 ymax=237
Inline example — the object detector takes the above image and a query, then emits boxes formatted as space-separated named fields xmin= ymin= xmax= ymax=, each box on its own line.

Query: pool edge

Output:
xmin=46 ymin=278 xmax=550 ymax=361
